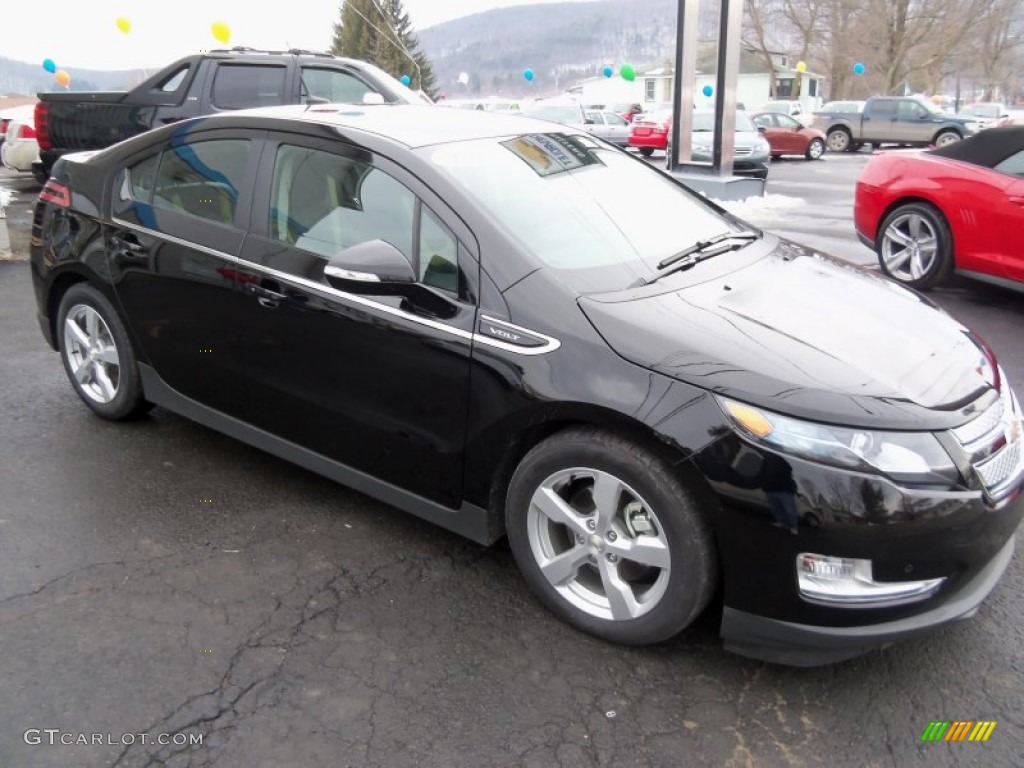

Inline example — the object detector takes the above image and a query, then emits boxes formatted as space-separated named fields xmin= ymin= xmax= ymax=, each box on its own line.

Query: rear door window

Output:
xmin=211 ymin=65 xmax=287 ymax=109
xmin=152 ymin=139 xmax=251 ymax=225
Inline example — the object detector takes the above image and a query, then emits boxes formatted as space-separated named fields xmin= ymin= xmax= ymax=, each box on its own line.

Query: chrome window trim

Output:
xmin=110 ymin=218 xmax=561 ymax=356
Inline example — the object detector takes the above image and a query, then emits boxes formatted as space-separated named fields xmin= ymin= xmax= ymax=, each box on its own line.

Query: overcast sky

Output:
xmin=6 ymin=0 xmax=599 ymax=72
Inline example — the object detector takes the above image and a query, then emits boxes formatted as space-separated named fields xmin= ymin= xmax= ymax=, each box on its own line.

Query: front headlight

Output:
xmin=755 ymin=139 xmax=770 ymax=152
xmin=718 ymin=398 xmax=960 ymax=487
xmin=692 ymin=143 xmax=711 ymax=154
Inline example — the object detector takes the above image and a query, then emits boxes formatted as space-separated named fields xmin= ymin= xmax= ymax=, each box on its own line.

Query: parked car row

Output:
xmin=0 ymin=103 xmax=40 ymax=173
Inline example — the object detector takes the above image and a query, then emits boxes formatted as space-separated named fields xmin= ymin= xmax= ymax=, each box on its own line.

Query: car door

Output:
xmin=753 ymin=113 xmax=785 ymax=154
xmin=774 ymin=114 xmax=806 ymax=153
xmin=584 ymin=111 xmax=609 ymax=142
xmin=234 ymin=133 xmax=477 ymax=507
xmin=600 ymin=112 xmax=630 ymax=146
xmin=995 ymin=152 xmax=1024 ymax=282
xmin=862 ymin=99 xmax=896 ymax=142
xmin=107 ymin=128 xmax=263 ymax=417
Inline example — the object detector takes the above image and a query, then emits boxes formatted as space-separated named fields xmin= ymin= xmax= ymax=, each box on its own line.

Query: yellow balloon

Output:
xmin=116 ymin=17 xmax=131 ymax=34
xmin=55 ymin=69 xmax=71 ymax=87
xmin=211 ymin=21 xmax=231 ymax=45
xmin=796 ymin=60 xmax=807 ymax=73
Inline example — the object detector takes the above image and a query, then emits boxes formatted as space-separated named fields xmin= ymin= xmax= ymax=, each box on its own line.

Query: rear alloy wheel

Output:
xmin=826 ymin=128 xmax=851 ymax=152
xmin=506 ymin=428 xmax=717 ymax=645
xmin=876 ymin=202 xmax=954 ymax=290
xmin=638 ymin=147 xmax=654 ymax=158
xmin=58 ymin=283 xmax=150 ymax=420
xmin=934 ymin=130 xmax=962 ymax=148
xmin=805 ymin=138 xmax=825 ymax=160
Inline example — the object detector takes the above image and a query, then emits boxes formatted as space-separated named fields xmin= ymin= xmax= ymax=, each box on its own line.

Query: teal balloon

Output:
xmin=602 ymin=66 xmax=613 ymax=78
xmin=620 ymin=64 xmax=636 ymax=82
xmin=400 ymin=74 xmax=411 ymax=86
xmin=523 ymin=68 xmax=534 ymax=82
xmin=852 ymin=62 xmax=866 ymax=75
xmin=702 ymin=84 xmax=713 ymax=97
xmin=43 ymin=58 xmax=57 ymax=73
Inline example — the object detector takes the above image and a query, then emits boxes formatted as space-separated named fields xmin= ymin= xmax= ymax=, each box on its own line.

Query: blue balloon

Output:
xmin=400 ymin=74 xmax=411 ymax=86
xmin=43 ymin=58 xmax=57 ymax=74
xmin=702 ymin=84 xmax=713 ymax=97
xmin=852 ymin=61 xmax=866 ymax=76
xmin=523 ymin=68 xmax=534 ymax=82
xmin=602 ymin=66 xmax=613 ymax=78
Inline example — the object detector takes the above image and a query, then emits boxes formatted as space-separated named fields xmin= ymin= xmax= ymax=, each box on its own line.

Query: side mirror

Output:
xmin=585 ymin=118 xmax=595 ymax=124
xmin=324 ymin=239 xmax=415 ymax=295
xmin=362 ymin=92 xmax=386 ymax=105
xmin=757 ymin=125 xmax=766 ymax=133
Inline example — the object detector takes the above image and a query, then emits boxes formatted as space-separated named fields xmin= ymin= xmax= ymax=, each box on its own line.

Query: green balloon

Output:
xmin=620 ymin=64 xmax=636 ymax=82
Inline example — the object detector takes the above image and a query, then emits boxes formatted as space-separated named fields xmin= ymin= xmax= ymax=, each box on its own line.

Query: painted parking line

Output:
xmin=0 ymin=184 xmax=14 ymax=259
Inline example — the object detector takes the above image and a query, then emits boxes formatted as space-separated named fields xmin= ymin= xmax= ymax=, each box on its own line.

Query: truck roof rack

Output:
xmin=207 ymin=46 xmax=337 ymax=59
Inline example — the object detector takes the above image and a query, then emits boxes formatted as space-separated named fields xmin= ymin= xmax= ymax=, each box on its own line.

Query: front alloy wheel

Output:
xmin=526 ymin=468 xmax=671 ymax=621
xmin=506 ymin=428 xmax=717 ymax=645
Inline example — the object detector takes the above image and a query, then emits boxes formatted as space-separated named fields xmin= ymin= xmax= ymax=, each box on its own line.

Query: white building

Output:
xmin=573 ymin=49 xmax=825 ymax=114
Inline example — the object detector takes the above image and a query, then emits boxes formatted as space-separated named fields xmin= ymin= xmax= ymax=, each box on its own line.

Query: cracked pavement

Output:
xmin=1 ymin=161 xmax=1022 ymax=766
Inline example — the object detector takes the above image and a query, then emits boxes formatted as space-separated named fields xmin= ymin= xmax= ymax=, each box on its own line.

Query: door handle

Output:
xmin=110 ymin=234 xmax=145 ymax=254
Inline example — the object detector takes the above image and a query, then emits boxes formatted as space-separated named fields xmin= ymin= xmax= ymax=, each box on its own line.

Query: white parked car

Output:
xmin=1 ymin=104 xmax=40 ymax=173
xmin=584 ymin=110 xmax=631 ymax=147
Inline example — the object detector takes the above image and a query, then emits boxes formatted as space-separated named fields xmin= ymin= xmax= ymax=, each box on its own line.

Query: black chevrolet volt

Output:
xmin=30 ymin=105 xmax=1023 ymax=665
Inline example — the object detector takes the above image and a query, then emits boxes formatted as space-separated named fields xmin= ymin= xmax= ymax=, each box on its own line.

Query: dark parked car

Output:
xmin=32 ymin=47 xmax=425 ymax=183
xmin=31 ymin=105 xmax=1023 ymax=666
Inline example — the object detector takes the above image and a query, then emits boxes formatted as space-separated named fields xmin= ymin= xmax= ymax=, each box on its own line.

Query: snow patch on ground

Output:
xmin=711 ymin=193 xmax=804 ymax=221
xmin=0 ymin=187 xmax=12 ymax=211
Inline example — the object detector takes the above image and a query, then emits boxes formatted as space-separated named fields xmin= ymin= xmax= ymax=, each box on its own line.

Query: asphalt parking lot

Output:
xmin=1 ymin=155 xmax=1022 ymax=767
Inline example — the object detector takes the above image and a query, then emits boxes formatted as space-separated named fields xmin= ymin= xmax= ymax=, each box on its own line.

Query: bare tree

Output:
xmin=743 ymin=0 xmax=783 ymax=98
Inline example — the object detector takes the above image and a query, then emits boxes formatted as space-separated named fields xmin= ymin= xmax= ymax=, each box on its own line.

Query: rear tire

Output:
xmin=826 ymin=128 xmax=851 ymax=152
xmin=876 ymin=202 xmax=954 ymax=291
xmin=57 ymin=283 xmax=151 ymax=420
xmin=505 ymin=427 xmax=718 ymax=645
xmin=934 ymin=130 xmax=962 ymax=147
xmin=805 ymin=138 xmax=825 ymax=160
xmin=638 ymin=147 xmax=654 ymax=158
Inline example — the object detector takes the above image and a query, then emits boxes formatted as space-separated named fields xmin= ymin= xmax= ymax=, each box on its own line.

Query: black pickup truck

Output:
xmin=32 ymin=48 xmax=425 ymax=183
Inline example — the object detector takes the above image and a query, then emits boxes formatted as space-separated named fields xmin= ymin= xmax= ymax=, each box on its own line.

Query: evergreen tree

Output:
xmin=331 ymin=0 xmax=438 ymax=99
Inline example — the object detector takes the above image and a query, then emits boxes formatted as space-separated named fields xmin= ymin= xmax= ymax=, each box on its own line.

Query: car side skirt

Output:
xmin=137 ymin=364 xmax=503 ymax=546
xmin=955 ymin=269 xmax=1024 ymax=294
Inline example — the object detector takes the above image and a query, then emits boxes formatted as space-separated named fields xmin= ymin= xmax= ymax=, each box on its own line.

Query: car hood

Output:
xmin=579 ymin=238 xmax=993 ymax=430
xmin=691 ymin=130 xmax=765 ymax=148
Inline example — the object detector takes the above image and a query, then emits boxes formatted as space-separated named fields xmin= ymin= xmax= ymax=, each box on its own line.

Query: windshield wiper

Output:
xmin=641 ymin=230 xmax=759 ymax=285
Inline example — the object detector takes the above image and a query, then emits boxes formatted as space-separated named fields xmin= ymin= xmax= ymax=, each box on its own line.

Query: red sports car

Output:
xmin=750 ymin=112 xmax=827 ymax=160
xmin=855 ymin=126 xmax=1024 ymax=291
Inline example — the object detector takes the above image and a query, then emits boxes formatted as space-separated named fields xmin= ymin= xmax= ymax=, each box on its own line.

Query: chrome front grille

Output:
xmin=952 ymin=395 xmax=1004 ymax=449
xmin=976 ymin=440 xmax=1021 ymax=490
xmin=952 ymin=378 xmax=1023 ymax=498
xmin=734 ymin=147 xmax=753 ymax=156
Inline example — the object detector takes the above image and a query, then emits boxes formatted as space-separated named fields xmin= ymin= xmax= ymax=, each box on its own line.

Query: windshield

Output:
xmin=961 ymin=104 xmax=1000 ymax=118
xmin=423 ymin=133 xmax=743 ymax=293
xmin=693 ymin=112 xmax=756 ymax=132
xmin=520 ymin=105 xmax=582 ymax=124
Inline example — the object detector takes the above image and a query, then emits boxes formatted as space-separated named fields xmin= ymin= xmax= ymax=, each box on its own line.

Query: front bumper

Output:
xmin=722 ymin=534 xmax=1015 ymax=666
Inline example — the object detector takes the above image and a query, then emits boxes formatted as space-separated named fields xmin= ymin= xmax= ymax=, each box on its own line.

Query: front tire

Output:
xmin=505 ymin=428 xmax=717 ymax=645
xmin=57 ymin=283 xmax=150 ymax=420
xmin=876 ymin=202 xmax=954 ymax=290
xmin=805 ymin=138 xmax=825 ymax=160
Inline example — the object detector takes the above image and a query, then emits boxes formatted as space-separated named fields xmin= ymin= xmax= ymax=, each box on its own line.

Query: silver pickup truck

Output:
xmin=812 ymin=96 xmax=980 ymax=152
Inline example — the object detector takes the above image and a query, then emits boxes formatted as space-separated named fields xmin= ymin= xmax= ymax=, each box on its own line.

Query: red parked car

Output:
xmin=855 ymin=126 xmax=1024 ymax=291
xmin=750 ymin=112 xmax=827 ymax=160
xmin=628 ymin=108 xmax=672 ymax=156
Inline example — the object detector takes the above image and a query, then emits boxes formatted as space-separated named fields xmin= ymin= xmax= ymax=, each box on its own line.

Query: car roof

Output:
xmin=226 ymin=103 xmax=572 ymax=148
